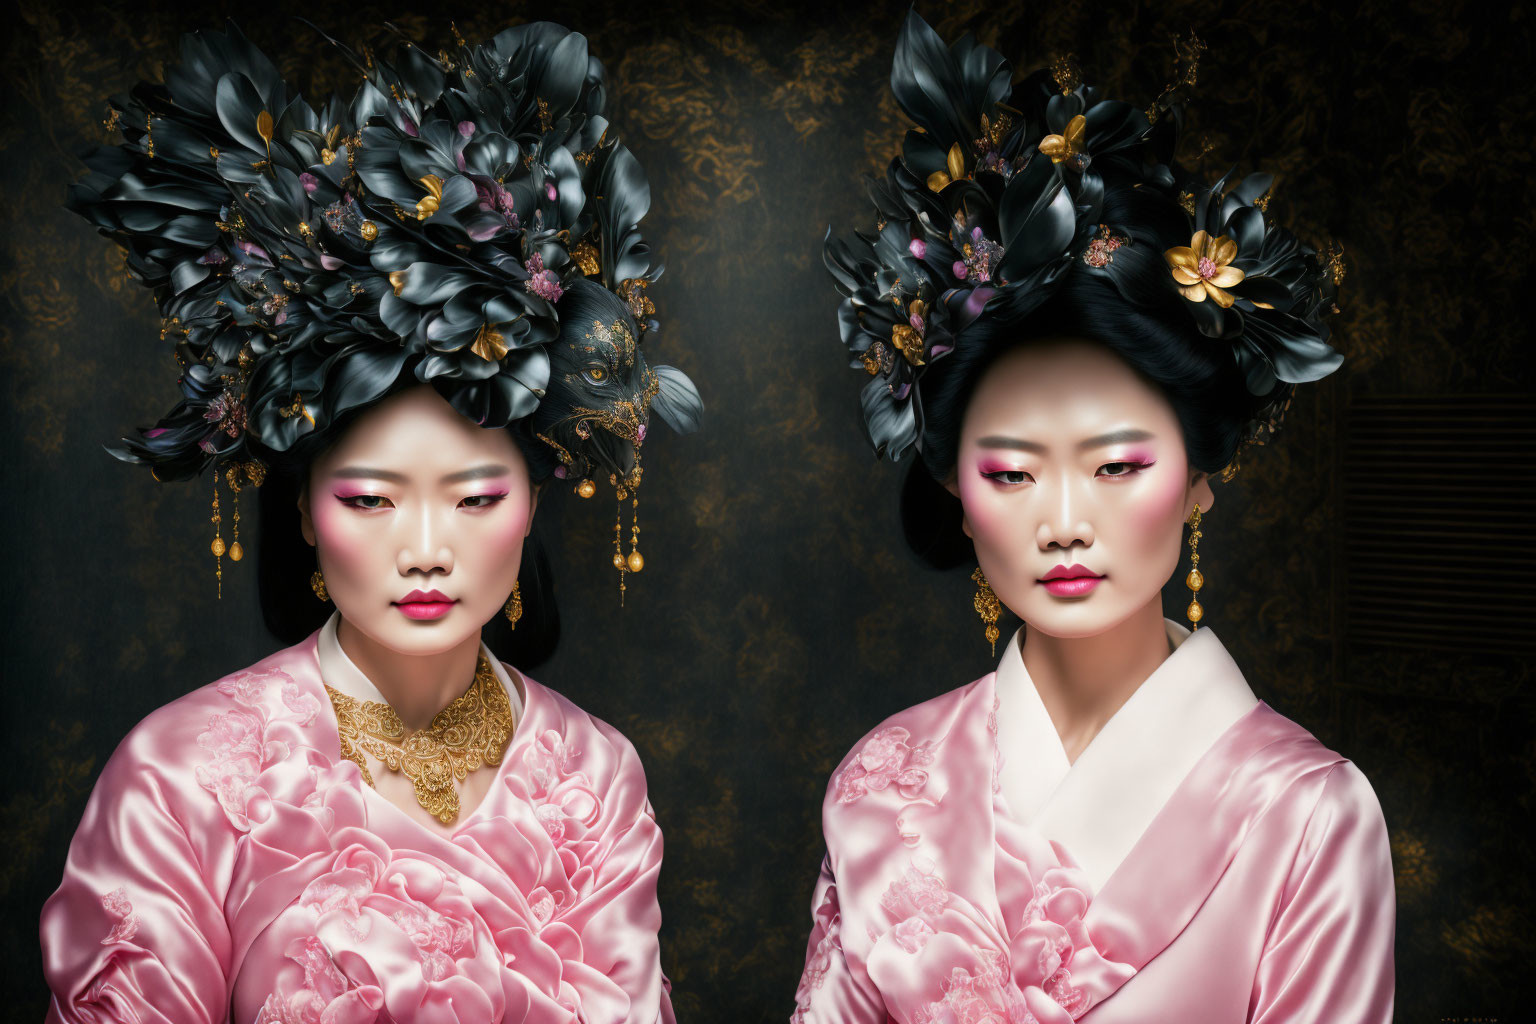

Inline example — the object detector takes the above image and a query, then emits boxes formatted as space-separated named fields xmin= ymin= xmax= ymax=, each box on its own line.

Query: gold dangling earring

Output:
xmin=503 ymin=580 xmax=523 ymax=629
xmin=1186 ymin=503 xmax=1205 ymax=629
xmin=971 ymin=567 xmax=1001 ymax=657
xmin=311 ymin=569 xmax=329 ymax=602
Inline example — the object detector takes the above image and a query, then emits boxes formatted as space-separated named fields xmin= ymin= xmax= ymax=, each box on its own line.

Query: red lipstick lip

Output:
xmin=1039 ymin=564 xmax=1103 ymax=581
xmin=396 ymin=589 xmax=454 ymax=605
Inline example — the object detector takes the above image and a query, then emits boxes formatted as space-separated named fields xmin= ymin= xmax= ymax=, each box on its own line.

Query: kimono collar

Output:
xmin=316 ymin=609 xmax=525 ymax=721
xmin=994 ymin=617 xmax=1257 ymax=892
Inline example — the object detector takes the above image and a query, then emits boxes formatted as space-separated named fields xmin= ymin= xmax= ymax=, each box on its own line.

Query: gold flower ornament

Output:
xmin=1038 ymin=114 xmax=1086 ymax=165
xmin=1165 ymin=230 xmax=1247 ymax=308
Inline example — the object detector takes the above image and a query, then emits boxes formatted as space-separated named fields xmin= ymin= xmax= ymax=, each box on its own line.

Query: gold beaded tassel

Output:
xmin=224 ymin=466 xmax=246 ymax=565
xmin=208 ymin=462 xmax=265 ymax=599
xmin=602 ymin=465 xmax=646 ymax=606
xmin=1185 ymin=503 xmax=1205 ymax=629
xmin=210 ymin=475 xmax=225 ymax=598
xmin=622 ymin=446 xmax=646 ymax=590
xmin=611 ymin=477 xmax=628 ymax=605
xmin=627 ymin=493 xmax=644 ymax=574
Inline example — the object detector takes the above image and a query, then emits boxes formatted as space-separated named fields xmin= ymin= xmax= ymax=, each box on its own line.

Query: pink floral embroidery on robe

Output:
xmin=41 ymin=632 xmax=675 ymax=1024
xmin=835 ymin=727 xmax=934 ymax=803
xmin=98 ymin=888 xmax=138 ymax=946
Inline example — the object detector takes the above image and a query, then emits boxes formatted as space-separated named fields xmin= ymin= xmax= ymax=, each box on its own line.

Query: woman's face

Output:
xmin=951 ymin=337 xmax=1215 ymax=639
xmin=299 ymin=384 xmax=537 ymax=658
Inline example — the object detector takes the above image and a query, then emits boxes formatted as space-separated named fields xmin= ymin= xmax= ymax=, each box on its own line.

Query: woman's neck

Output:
xmin=335 ymin=617 xmax=483 ymax=731
xmin=1020 ymin=596 xmax=1173 ymax=765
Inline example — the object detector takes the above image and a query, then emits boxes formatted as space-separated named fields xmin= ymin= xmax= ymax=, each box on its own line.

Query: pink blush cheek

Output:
xmin=310 ymin=499 xmax=369 ymax=564
xmin=955 ymin=464 xmax=994 ymax=509
xmin=486 ymin=517 xmax=527 ymax=559
xmin=955 ymin=472 xmax=1014 ymax=544
xmin=1127 ymin=463 xmax=1190 ymax=536
xmin=963 ymin=497 xmax=1013 ymax=537
xmin=476 ymin=501 xmax=532 ymax=563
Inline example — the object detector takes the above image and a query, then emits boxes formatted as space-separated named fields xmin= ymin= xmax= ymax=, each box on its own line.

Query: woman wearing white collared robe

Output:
xmin=790 ymin=621 xmax=1394 ymax=1024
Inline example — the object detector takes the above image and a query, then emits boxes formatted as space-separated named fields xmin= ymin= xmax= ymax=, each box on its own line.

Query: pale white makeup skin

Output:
xmin=298 ymin=384 xmax=537 ymax=831
xmin=947 ymin=337 xmax=1215 ymax=764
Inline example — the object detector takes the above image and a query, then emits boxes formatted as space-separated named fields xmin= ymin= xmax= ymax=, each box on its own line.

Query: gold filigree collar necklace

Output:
xmin=326 ymin=652 xmax=515 ymax=824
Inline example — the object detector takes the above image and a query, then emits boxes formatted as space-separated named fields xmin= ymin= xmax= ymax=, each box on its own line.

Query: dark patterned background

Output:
xmin=2 ymin=0 xmax=1531 ymax=1018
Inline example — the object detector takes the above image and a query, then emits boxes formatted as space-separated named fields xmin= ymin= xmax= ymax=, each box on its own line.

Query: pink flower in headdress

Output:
xmin=960 ymin=226 xmax=1005 ymax=283
xmin=523 ymin=253 xmax=564 ymax=303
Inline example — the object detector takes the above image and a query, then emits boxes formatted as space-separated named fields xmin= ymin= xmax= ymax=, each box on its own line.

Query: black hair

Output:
xmin=902 ymin=255 xmax=1274 ymax=571
xmin=255 ymin=392 xmax=562 ymax=669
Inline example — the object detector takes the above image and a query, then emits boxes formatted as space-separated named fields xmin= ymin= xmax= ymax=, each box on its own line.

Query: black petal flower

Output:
xmin=73 ymin=20 xmax=700 ymax=488
xmin=826 ymin=9 xmax=1342 ymax=465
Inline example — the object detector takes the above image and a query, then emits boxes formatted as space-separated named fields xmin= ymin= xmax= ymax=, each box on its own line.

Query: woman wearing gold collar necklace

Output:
xmin=796 ymin=10 xmax=1393 ymax=1024
xmin=41 ymin=21 xmax=699 ymax=1024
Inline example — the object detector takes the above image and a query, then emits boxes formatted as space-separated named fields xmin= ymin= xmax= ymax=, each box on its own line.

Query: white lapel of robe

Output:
xmin=992 ymin=618 xmax=1258 ymax=894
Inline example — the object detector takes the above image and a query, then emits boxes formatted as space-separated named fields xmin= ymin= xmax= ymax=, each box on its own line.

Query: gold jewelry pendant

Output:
xmin=311 ymin=569 xmax=329 ymax=602
xmin=327 ymin=653 xmax=514 ymax=824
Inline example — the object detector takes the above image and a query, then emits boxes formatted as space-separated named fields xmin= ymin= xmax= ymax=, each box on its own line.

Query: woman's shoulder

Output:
xmin=1240 ymin=703 xmax=1389 ymax=839
xmin=510 ymin=668 xmax=653 ymax=791
xmin=118 ymin=638 xmax=317 ymax=741
xmin=822 ymin=671 xmax=994 ymax=811
xmin=92 ymin=640 xmax=323 ymax=810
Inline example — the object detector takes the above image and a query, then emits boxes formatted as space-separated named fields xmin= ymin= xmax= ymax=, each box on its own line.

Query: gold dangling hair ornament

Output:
xmin=210 ymin=475 xmax=224 ymax=598
xmin=550 ymin=430 xmax=650 ymax=604
xmin=1186 ymin=503 xmax=1205 ymax=629
xmin=972 ymin=567 xmax=1002 ymax=657
xmin=327 ymin=652 xmax=515 ymax=825
xmin=311 ymin=569 xmax=329 ymax=602
xmin=609 ymin=468 xmax=645 ymax=606
xmin=504 ymin=580 xmax=522 ymax=628
xmin=209 ymin=461 xmax=266 ymax=597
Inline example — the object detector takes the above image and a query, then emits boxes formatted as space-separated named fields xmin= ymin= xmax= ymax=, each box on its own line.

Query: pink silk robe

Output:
xmin=792 ymin=621 xmax=1395 ymax=1023
xmin=40 ymin=625 xmax=674 ymax=1024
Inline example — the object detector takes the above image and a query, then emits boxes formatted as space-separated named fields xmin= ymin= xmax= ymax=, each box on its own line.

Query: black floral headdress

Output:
xmin=71 ymin=21 xmax=701 ymax=589
xmin=827 ymin=10 xmax=1344 ymax=471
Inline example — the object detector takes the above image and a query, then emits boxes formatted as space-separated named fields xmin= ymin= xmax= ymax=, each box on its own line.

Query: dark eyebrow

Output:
xmin=330 ymin=464 xmax=511 ymax=484
xmin=439 ymin=464 xmax=513 ymax=484
xmin=976 ymin=436 xmax=1047 ymax=453
xmin=1077 ymin=428 xmax=1155 ymax=450
xmin=974 ymin=428 xmax=1155 ymax=453
xmin=331 ymin=466 xmax=407 ymax=483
